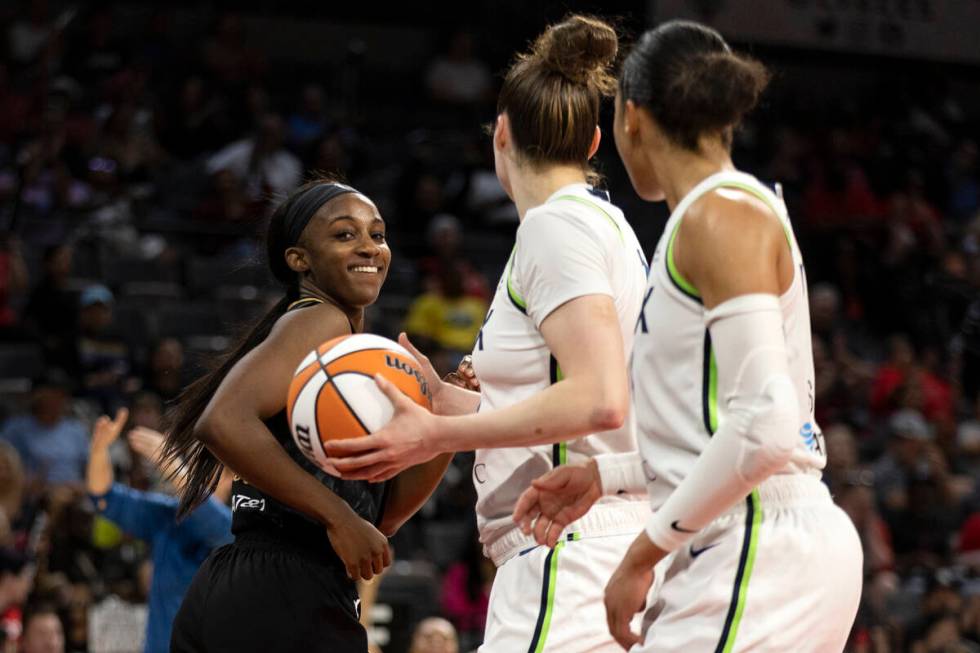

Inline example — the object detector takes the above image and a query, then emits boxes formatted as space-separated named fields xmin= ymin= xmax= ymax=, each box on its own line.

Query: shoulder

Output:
xmin=264 ymin=303 xmax=353 ymax=355
xmin=519 ymin=200 xmax=614 ymax=251
xmin=681 ymin=186 xmax=784 ymax=254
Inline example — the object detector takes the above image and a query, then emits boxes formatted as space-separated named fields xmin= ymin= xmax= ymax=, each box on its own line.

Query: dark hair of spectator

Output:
xmin=0 ymin=548 xmax=30 ymax=577
xmin=497 ymin=14 xmax=618 ymax=170
xmin=620 ymin=20 xmax=770 ymax=151
xmin=162 ymin=175 xmax=341 ymax=517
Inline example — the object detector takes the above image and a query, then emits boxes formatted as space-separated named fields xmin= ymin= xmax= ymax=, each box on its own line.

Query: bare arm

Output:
xmin=86 ymin=409 xmax=129 ymax=496
xmin=436 ymin=293 xmax=628 ymax=449
xmin=326 ymin=294 xmax=629 ymax=480
xmin=195 ymin=304 xmax=391 ymax=579
xmin=376 ymin=454 xmax=453 ymax=536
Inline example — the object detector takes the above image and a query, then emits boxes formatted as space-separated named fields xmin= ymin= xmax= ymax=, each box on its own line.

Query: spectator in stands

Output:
xmin=408 ymin=617 xmax=458 ymax=653
xmin=71 ymin=284 xmax=132 ymax=414
xmin=872 ymin=410 xmax=935 ymax=511
xmin=91 ymin=102 xmax=163 ymax=186
xmin=440 ymin=533 xmax=491 ymax=650
xmin=19 ymin=604 xmax=64 ymax=653
xmin=23 ymin=244 xmax=75 ymax=363
xmin=418 ymin=214 xmax=489 ymax=300
xmin=156 ymin=75 xmax=230 ymax=160
xmin=64 ymin=5 xmax=128 ymax=89
xmin=0 ymin=444 xmax=24 ymax=541
xmin=404 ymin=260 xmax=487 ymax=374
xmin=871 ymin=335 xmax=953 ymax=424
xmin=201 ymin=12 xmax=266 ymax=90
xmin=425 ymin=30 xmax=492 ymax=107
xmin=86 ymin=408 xmax=232 ymax=653
xmin=205 ymin=113 xmax=301 ymax=203
xmin=191 ymin=169 xmax=262 ymax=224
xmin=142 ymin=339 xmax=186 ymax=403
xmin=0 ymin=548 xmax=36 ymax=647
xmin=0 ymin=370 xmax=86 ymax=487
xmin=287 ymin=84 xmax=329 ymax=151
xmin=0 ymin=234 xmax=28 ymax=335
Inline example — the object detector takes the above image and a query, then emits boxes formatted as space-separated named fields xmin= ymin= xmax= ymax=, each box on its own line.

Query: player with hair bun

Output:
xmin=326 ymin=15 xmax=650 ymax=652
xmin=515 ymin=20 xmax=863 ymax=653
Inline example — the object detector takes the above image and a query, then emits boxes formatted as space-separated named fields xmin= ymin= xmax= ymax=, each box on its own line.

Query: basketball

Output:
xmin=286 ymin=333 xmax=432 ymax=472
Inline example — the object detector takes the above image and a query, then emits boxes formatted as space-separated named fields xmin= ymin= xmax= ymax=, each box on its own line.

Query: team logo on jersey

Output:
xmin=232 ymin=495 xmax=266 ymax=512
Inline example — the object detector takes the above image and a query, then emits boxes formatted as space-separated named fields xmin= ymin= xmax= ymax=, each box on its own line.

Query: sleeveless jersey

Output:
xmin=632 ymin=171 xmax=826 ymax=509
xmin=230 ymin=298 xmax=389 ymax=560
xmin=470 ymin=184 xmax=649 ymax=548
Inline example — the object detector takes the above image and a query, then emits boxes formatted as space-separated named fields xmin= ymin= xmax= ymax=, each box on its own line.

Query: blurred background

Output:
xmin=0 ymin=0 xmax=978 ymax=651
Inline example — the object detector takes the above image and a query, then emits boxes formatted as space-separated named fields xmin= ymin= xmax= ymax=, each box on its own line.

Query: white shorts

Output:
xmin=635 ymin=475 xmax=863 ymax=653
xmin=480 ymin=532 xmax=644 ymax=653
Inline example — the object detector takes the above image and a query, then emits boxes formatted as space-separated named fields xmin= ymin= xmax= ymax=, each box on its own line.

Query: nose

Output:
xmin=356 ymin=235 xmax=382 ymax=258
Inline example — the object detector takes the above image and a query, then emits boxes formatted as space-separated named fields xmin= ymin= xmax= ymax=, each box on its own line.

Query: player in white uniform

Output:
xmin=514 ymin=20 xmax=863 ymax=652
xmin=324 ymin=16 xmax=650 ymax=653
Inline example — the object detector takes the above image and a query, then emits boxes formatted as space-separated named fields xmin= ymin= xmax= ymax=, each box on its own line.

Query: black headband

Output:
xmin=284 ymin=182 xmax=359 ymax=247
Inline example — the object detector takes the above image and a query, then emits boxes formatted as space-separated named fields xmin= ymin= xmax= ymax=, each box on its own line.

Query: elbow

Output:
xmin=193 ymin=406 xmax=231 ymax=448
xmin=378 ymin=516 xmax=400 ymax=538
xmin=589 ymin=397 xmax=629 ymax=432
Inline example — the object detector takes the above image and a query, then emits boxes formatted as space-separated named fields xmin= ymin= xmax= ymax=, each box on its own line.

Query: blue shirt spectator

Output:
xmin=92 ymin=484 xmax=232 ymax=653
xmin=0 ymin=414 xmax=88 ymax=485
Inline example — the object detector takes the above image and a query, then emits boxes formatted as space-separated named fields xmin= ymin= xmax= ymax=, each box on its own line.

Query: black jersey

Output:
xmin=229 ymin=298 xmax=389 ymax=563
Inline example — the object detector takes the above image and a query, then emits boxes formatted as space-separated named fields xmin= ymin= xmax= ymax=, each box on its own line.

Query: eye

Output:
xmin=372 ymin=232 xmax=386 ymax=242
xmin=334 ymin=231 xmax=355 ymax=241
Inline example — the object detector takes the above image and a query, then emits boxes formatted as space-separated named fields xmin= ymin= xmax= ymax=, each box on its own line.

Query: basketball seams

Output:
xmin=288 ymin=336 xmax=430 ymax=474
xmin=326 ymin=375 xmax=372 ymax=436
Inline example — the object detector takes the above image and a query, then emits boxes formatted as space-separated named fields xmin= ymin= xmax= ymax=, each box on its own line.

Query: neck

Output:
xmin=654 ymin=139 xmax=736 ymax=211
xmin=509 ymin=163 xmax=588 ymax=221
xmin=296 ymin=280 xmax=364 ymax=332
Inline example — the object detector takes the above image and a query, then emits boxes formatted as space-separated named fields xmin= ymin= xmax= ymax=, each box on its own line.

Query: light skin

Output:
xmin=321 ymin=114 xmax=631 ymax=484
xmin=194 ymin=193 xmax=451 ymax=581
xmin=514 ymin=92 xmax=796 ymax=650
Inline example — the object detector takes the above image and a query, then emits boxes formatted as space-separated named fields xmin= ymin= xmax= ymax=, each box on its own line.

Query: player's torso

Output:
xmin=470 ymin=185 xmax=648 ymax=542
xmin=632 ymin=171 xmax=826 ymax=507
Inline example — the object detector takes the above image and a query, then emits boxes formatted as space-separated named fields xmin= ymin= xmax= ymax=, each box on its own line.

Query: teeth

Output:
xmin=351 ymin=266 xmax=379 ymax=273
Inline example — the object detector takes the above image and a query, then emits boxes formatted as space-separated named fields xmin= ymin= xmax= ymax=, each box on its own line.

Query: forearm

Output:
xmin=432 ymin=375 xmax=622 ymax=453
xmin=201 ymin=417 xmax=354 ymax=527
xmin=377 ymin=453 xmax=453 ymax=536
xmin=86 ymin=447 xmax=113 ymax=496
xmin=432 ymin=382 xmax=481 ymax=416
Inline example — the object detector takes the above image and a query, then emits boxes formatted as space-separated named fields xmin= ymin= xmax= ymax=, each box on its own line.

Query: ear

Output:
xmin=284 ymin=246 xmax=310 ymax=274
xmin=623 ymin=99 xmax=640 ymax=138
xmin=493 ymin=113 xmax=509 ymax=153
xmin=587 ymin=126 xmax=601 ymax=160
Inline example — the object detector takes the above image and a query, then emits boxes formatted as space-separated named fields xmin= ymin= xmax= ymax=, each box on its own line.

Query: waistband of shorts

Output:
xmin=721 ymin=474 xmax=829 ymax=517
xmin=233 ymin=529 xmax=345 ymax=570
xmin=484 ymin=500 xmax=649 ymax=567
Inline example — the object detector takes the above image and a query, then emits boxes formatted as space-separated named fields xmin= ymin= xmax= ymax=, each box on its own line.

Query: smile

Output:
xmin=349 ymin=265 xmax=380 ymax=273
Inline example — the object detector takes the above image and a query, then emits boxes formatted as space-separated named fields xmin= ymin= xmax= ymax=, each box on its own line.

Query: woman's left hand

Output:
xmin=604 ymin=532 xmax=666 ymax=650
xmin=323 ymin=374 xmax=442 ymax=482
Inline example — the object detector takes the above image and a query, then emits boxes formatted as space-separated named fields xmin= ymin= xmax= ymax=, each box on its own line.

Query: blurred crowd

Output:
xmin=0 ymin=1 xmax=976 ymax=652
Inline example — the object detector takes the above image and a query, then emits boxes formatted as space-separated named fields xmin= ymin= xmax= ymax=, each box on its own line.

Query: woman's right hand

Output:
xmin=326 ymin=514 xmax=392 ymax=581
xmin=398 ymin=333 xmax=476 ymax=410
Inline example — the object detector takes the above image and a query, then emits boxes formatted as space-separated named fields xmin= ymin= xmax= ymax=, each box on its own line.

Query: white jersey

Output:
xmin=471 ymin=184 xmax=649 ymax=560
xmin=633 ymin=171 xmax=826 ymax=509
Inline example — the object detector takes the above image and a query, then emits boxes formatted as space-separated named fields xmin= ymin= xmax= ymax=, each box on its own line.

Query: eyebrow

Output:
xmin=327 ymin=215 xmax=385 ymax=226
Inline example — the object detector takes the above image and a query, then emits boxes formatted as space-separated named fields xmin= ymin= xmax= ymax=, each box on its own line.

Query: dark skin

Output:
xmin=193 ymin=193 xmax=453 ymax=580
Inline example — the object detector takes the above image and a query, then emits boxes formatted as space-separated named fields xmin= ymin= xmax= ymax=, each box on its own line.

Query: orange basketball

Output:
xmin=286 ymin=334 xmax=432 ymax=473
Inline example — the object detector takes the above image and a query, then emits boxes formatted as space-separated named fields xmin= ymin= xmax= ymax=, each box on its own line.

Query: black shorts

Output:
xmin=170 ymin=532 xmax=367 ymax=653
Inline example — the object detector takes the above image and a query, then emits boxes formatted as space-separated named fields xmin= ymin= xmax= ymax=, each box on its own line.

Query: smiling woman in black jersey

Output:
xmin=163 ymin=178 xmax=453 ymax=653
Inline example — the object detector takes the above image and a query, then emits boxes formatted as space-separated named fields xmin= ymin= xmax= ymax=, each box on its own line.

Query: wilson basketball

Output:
xmin=286 ymin=334 xmax=432 ymax=473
